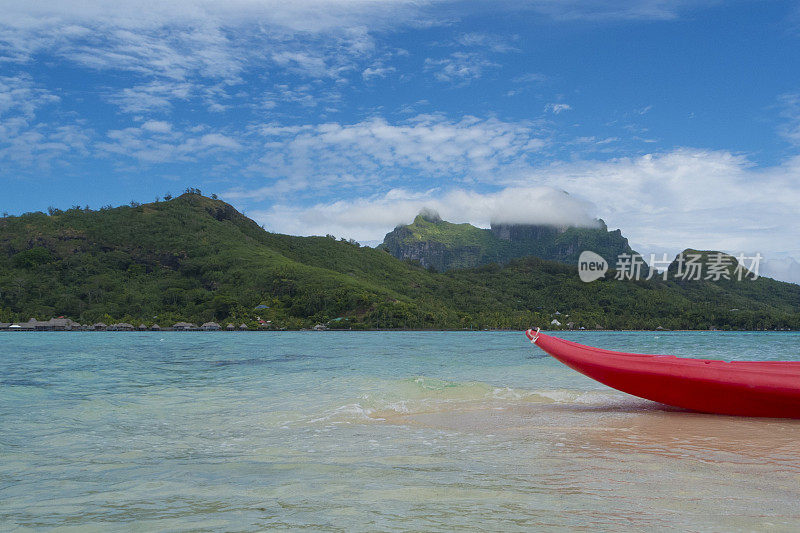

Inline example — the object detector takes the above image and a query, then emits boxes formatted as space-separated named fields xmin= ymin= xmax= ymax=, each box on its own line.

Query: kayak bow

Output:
xmin=525 ymin=328 xmax=800 ymax=418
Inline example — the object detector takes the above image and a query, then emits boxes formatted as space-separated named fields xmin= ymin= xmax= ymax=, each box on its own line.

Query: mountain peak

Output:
xmin=415 ymin=208 xmax=442 ymax=223
xmin=666 ymin=249 xmax=745 ymax=278
xmin=382 ymin=213 xmax=638 ymax=271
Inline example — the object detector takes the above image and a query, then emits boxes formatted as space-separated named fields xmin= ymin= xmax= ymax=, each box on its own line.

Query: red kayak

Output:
xmin=525 ymin=329 xmax=800 ymax=418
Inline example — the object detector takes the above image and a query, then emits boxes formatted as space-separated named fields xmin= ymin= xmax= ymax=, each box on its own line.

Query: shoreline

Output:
xmin=0 ymin=328 xmax=795 ymax=333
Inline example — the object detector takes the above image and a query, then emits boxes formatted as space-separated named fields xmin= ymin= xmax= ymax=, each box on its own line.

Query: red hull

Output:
xmin=525 ymin=329 xmax=800 ymax=418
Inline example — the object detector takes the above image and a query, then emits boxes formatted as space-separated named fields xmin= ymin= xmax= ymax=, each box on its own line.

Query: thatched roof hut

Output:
xmin=41 ymin=318 xmax=80 ymax=331
xmin=173 ymin=322 xmax=196 ymax=331
xmin=239 ymin=323 xmax=248 ymax=330
xmin=201 ymin=322 xmax=220 ymax=331
xmin=138 ymin=324 xmax=148 ymax=331
xmin=226 ymin=323 xmax=235 ymax=331
xmin=93 ymin=322 xmax=107 ymax=331
xmin=150 ymin=324 xmax=161 ymax=331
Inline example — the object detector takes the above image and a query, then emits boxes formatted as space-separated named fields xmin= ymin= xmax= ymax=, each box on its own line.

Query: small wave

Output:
xmin=306 ymin=376 xmax=636 ymax=425
xmin=308 ymin=403 xmax=379 ymax=423
xmin=535 ymin=389 xmax=628 ymax=406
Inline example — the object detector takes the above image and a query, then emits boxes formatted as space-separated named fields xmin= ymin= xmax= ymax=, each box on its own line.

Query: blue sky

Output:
xmin=2 ymin=1 xmax=800 ymax=281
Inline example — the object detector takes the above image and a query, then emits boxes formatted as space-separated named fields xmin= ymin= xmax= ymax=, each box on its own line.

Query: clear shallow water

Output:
xmin=2 ymin=331 xmax=800 ymax=531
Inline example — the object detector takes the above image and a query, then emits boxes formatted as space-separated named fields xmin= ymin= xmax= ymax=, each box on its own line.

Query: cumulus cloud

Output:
xmin=484 ymin=188 xmax=598 ymax=226
xmin=249 ymin=186 xmax=598 ymax=242
xmin=761 ymin=256 xmax=800 ymax=285
xmin=501 ymin=149 xmax=800 ymax=273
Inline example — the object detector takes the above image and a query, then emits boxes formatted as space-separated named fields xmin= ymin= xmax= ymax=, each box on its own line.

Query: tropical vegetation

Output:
xmin=1 ymin=192 xmax=798 ymax=330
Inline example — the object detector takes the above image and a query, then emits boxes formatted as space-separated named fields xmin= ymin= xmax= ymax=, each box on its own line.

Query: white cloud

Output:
xmin=0 ymin=74 xmax=59 ymax=117
xmin=261 ymin=83 xmax=342 ymax=110
xmin=0 ymin=1 xmax=438 ymax=116
xmin=519 ymin=0 xmax=715 ymax=21
xmin=424 ymin=52 xmax=499 ymax=84
xmin=544 ymin=103 xmax=571 ymax=114
xmin=454 ymin=32 xmax=518 ymax=53
xmin=0 ymin=1 xmax=709 ymax=39
xmin=0 ymin=0 xmax=720 ymax=116
xmin=0 ymin=75 xmax=89 ymax=168
xmin=761 ymin=256 xmax=800 ymax=285
xmin=778 ymin=92 xmax=800 ymax=145
xmin=362 ymin=66 xmax=396 ymax=80
xmin=502 ymin=149 xmax=800 ymax=274
xmin=141 ymin=120 xmax=173 ymax=133
xmin=248 ymin=186 xmax=598 ymax=242
xmin=227 ymin=114 xmax=548 ymax=199
xmin=0 ymin=0 xmax=445 ymax=88
xmin=107 ymin=81 xmax=193 ymax=114
xmin=97 ymin=122 xmax=241 ymax=163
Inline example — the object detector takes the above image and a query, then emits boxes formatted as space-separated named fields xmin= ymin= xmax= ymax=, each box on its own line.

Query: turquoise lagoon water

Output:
xmin=2 ymin=331 xmax=800 ymax=531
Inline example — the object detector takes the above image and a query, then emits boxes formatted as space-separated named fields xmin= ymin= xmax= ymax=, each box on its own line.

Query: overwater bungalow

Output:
xmin=45 ymin=318 xmax=81 ymax=331
xmin=92 ymin=322 xmax=108 ymax=331
xmin=226 ymin=323 xmax=236 ymax=331
xmin=173 ymin=322 xmax=197 ymax=331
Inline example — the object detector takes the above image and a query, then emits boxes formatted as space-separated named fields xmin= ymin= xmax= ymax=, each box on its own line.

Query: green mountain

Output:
xmin=381 ymin=210 xmax=640 ymax=272
xmin=1 ymin=193 xmax=799 ymax=330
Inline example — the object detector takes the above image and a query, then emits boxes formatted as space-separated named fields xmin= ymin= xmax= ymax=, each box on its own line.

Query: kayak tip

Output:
xmin=525 ymin=328 xmax=541 ymax=342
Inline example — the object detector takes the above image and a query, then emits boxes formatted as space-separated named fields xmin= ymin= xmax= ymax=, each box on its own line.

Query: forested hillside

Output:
xmin=1 ymin=193 xmax=798 ymax=330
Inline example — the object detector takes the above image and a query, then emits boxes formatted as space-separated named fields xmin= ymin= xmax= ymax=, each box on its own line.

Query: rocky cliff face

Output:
xmin=490 ymin=223 xmax=565 ymax=242
xmin=381 ymin=222 xmax=487 ymax=271
xmin=382 ymin=213 xmax=640 ymax=271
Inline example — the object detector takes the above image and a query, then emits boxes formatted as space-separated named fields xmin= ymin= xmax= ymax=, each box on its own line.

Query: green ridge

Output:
xmin=1 ymin=194 xmax=799 ymax=330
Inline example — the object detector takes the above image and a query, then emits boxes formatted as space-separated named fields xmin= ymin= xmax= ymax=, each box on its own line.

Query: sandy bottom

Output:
xmin=371 ymin=398 xmax=800 ymax=530
xmin=379 ymin=398 xmax=800 ymax=468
